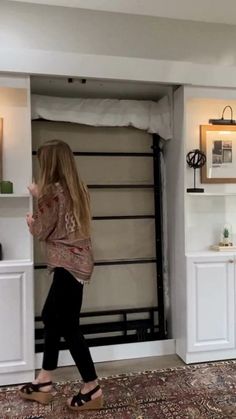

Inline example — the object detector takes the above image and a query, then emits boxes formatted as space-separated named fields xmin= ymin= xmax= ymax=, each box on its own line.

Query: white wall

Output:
xmin=8 ymin=0 xmax=236 ymax=25
xmin=3 ymin=1 xmax=236 ymax=87
xmin=165 ymin=87 xmax=186 ymax=342
xmin=2 ymin=1 xmax=236 ymax=65
xmin=0 ymin=86 xmax=31 ymax=193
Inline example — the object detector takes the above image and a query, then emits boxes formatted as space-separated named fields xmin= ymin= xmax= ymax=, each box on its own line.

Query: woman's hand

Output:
xmin=28 ymin=182 xmax=39 ymax=198
xmin=26 ymin=213 xmax=35 ymax=233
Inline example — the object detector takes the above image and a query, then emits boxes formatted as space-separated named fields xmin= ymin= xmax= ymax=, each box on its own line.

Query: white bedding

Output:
xmin=31 ymin=94 xmax=172 ymax=139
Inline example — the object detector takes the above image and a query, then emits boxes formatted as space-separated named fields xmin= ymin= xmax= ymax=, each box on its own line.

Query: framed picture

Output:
xmin=0 ymin=118 xmax=2 ymax=180
xmin=200 ymin=125 xmax=236 ymax=183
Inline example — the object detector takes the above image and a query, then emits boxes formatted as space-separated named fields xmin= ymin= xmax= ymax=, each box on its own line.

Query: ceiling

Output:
xmin=31 ymin=76 xmax=173 ymax=100
xmin=9 ymin=0 xmax=236 ymax=25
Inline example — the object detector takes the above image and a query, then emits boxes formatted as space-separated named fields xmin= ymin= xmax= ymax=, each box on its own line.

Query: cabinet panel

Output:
xmin=0 ymin=264 xmax=34 ymax=375
xmin=187 ymin=257 xmax=235 ymax=352
xmin=0 ymin=273 xmax=23 ymax=362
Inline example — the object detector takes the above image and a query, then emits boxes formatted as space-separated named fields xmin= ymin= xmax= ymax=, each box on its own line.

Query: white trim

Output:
xmin=8 ymin=0 xmax=236 ymax=26
xmin=3 ymin=48 xmax=236 ymax=88
xmin=185 ymin=349 xmax=236 ymax=364
xmin=0 ymin=260 xmax=33 ymax=268
xmin=0 ymin=194 xmax=30 ymax=198
xmin=0 ymin=370 xmax=34 ymax=386
xmin=0 ymin=74 xmax=30 ymax=89
xmin=35 ymin=339 xmax=176 ymax=369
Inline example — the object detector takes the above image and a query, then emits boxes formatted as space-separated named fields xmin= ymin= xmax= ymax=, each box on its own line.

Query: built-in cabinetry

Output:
xmin=0 ymin=260 xmax=34 ymax=385
xmin=0 ymin=75 xmax=34 ymax=385
xmin=169 ymin=86 xmax=236 ymax=364
xmin=183 ymin=252 xmax=236 ymax=363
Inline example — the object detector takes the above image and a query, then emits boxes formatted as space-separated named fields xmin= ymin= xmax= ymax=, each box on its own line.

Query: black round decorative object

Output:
xmin=186 ymin=149 xmax=206 ymax=193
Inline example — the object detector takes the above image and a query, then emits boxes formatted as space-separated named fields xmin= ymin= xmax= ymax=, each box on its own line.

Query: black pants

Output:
xmin=41 ymin=267 xmax=97 ymax=383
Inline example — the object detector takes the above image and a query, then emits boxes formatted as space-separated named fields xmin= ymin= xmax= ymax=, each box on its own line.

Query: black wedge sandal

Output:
xmin=19 ymin=381 xmax=54 ymax=404
xmin=67 ymin=384 xmax=104 ymax=411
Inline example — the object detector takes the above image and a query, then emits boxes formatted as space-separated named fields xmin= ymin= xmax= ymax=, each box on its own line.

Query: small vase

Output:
xmin=0 ymin=181 xmax=13 ymax=194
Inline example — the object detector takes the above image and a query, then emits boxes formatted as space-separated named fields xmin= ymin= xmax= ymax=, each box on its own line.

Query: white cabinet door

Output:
xmin=0 ymin=262 xmax=34 ymax=382
xmin=187 ymin=256 xmax=235 ymax=352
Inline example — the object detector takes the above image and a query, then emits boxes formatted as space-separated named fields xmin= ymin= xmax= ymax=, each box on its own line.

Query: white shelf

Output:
xmin=187 ymin=192 xmax=236 ymax=196
xmin=186 ymin=250 xmax=236 ymax=257
xmin=0 ymin=194 xmax=30 ymax=198
xmin=0 ymin=259 xmax=33 ymax=267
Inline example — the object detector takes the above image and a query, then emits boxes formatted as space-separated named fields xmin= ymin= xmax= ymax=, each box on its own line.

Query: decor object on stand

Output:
xmin=210 ymin=223 xmax=236 ymax=251
xmin=186 ymin=149 xmax=206 ymax=192
xmin=200 ymin=124 xmax=236 ymax=183
xmin=221 ymin=225 xmax=232 ymax=246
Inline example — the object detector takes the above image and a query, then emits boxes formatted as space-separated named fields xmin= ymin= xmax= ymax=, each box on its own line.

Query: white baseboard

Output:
xmin=35 ymin=339 xmax=176 ymax=369
xmin=0 ymin=370 xmax=35 ymax=386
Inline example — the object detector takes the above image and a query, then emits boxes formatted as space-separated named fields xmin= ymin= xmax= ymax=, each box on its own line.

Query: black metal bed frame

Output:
xmin=33 ymin=132 xmax=166 ymax=352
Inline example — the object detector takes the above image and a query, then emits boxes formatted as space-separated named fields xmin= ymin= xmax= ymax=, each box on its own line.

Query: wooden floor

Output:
xmin=49 ymin=355 xmax=185 ymax=382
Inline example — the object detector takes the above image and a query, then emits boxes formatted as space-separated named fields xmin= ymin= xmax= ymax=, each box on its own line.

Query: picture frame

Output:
xmin=200 ymin=124 xmax=236 ymax=183
xmin=0 ymin=118 xmax=2 ymax=181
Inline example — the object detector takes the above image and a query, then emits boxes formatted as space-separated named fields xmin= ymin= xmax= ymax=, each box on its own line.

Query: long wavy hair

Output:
xmin=37 ymin=139 xmax=91 ymax=237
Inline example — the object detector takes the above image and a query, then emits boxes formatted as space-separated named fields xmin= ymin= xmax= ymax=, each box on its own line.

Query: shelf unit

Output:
xmin=186 ymin=250 xmax=236 ymax=257
xmin=0 ymin=258 xmax=32 ymax=265
xmin=0 ymin=194 xmax=30 ymax=198
xmin=0 ymin=75 xmax=34 ymax=385
xmin=187 ymin=192 xmax=236 ymax=196
xmin=167 ymin=85 xmax=236 ymax=364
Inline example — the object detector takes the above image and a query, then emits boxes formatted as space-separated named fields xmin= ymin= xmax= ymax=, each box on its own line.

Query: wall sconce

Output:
xmin=209 ymin=105 xmax=236 ymax=125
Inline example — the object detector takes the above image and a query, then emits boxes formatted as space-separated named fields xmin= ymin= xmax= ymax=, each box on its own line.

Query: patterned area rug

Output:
xmin=0 ymin=360 xmax=236 ymax=419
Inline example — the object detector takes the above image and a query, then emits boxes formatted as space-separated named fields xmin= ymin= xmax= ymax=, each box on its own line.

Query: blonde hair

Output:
xmin=37 ymin=139 xmax=91 ymax=237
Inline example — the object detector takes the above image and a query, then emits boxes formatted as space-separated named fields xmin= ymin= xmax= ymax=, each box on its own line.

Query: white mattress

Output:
xmin=31 ymin=94 xmax=172 ymax=139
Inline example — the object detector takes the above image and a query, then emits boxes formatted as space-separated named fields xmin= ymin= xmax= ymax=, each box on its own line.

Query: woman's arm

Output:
xmin=27 ymin=193 xmax=59 ymax=241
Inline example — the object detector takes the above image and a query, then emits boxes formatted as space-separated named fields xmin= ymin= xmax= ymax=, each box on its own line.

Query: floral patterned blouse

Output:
xmin=31 ymin=183 xmax=94 ymax=283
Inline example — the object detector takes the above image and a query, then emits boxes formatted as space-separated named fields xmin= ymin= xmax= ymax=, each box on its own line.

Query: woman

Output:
xmin=19 ymin=140 xmax=103 ymax=411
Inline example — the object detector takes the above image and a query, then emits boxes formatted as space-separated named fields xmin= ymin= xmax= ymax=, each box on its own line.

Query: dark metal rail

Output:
xmin=32 ymin=151 xmax=153 ymax=157
xmin=88 ymin=184 xmax=154 ymax=189
xmin=152 ymin=135 xmax=166 ymax=338
xmin=34 ymin=258 xmax=157 ymax=269
xmin=35 ymin=306 xmax=159 ymax=352
xmin=93 ymin=215 xmax=155 ymax=220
